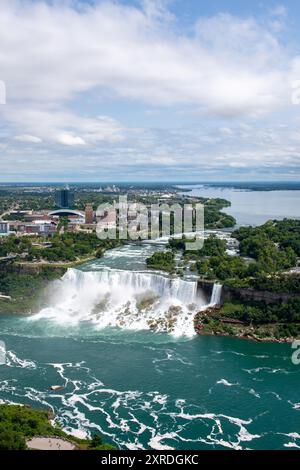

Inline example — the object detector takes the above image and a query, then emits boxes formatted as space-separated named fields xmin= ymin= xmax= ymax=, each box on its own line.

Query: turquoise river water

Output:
xmin=1 ymin=187 xmax=300 ymax=450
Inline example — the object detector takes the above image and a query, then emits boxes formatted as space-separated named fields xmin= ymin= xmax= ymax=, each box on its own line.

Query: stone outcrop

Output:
xmin=197 ymin=280 xmax=214 ymax=303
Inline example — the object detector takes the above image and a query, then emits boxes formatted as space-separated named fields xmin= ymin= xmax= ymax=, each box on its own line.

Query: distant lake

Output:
xmin=178 ymin=185 xmax=300 ymax=226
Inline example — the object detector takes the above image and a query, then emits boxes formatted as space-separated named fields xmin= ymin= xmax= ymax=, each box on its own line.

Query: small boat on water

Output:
xmin=50 ymin=385 xmax=64 ymax=391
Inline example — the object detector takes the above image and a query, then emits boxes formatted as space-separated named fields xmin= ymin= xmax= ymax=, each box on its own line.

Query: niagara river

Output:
xmin=0 ymin=243 xmax=299 ymax=450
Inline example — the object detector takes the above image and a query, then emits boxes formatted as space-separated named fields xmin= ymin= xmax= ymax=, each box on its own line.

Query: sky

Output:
xmin=1 ymin=0 xmax=300 ymax=182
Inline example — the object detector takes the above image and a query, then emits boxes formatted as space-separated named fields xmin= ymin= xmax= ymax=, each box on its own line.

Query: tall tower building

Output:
xmin=85 ymin=204 xmax=94 ymax=224
xmin=55 ymin=188 xmax=74 ymax=208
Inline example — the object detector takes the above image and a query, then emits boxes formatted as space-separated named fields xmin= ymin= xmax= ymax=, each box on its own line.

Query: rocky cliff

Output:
xmin=197 ymin=279 xmax=298 ymax=305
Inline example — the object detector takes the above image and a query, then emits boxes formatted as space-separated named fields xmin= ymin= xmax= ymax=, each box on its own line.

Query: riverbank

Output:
xmin=0 ymin=263 xmax=69 ymax=315
xmin=0 ymin=250 xmax=114 ymax=314
xmin=0 ymin=404 xmax=116 ymax=450
xmin=194 ymin=306 xmax=300 ymax=343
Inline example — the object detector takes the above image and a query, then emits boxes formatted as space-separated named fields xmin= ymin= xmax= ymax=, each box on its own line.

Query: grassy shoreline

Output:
xmin=196 ymin=322 xmax=298 ymax=344
xmin=0 ymin=404 xmax=116 ymax=450
xmin=0 ymin=259 xmax=90 ymax=315
xmin=0 ymin=236 xmax=118 ymax=314
xmin=194 ymin=304 xmax=300 ymax=343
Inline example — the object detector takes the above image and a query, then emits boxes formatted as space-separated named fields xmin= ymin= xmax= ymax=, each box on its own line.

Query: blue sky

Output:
xmin=1 ymin=0 xmax=300 ymax=182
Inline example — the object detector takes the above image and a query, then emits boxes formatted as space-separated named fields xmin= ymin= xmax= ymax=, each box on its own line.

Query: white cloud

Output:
xmin=4 ymin=107 xmax=124 ymax=146
xmin=0 ymin=0 xmax=299 ymax=179
xmin=56 ymin=134 xmax=86 ymax=146
xmin=219 ymin=127 xmax=234 ymax=137
xmin=14 ymin=134 xmax=42 ymax=143
xmin=0 ymin=0 xmax=294 ymax=115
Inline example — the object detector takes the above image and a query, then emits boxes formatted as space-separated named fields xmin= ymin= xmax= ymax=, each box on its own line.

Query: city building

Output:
xmin=0 ymin=222 xmax=10 ymax=236
xmin=102 ymin=185 xmax=120 ymax=193
xmin=25 ymin=221 xmax=57 ymax=236
xmin=9 ymin=210 xmax=32 ymax=218
xmin=8 ymin=221 xmax=26 ymax=233
xmin=85 ymin=204 xmax=94 ymax=224
xmin=24 ymin=225 xmax=40 ymax=235
xmin=48 ymin=210 xmax=84 ymax=227
xmin=24 ymin=212 xmax=50 ymax=222
xmin=6 ymin=219 xmax=57 ymax=236
xmin=38 ymin=222 xmax=57 ymax=235
xmin=55 ymin=188 xmax=74 ymax=208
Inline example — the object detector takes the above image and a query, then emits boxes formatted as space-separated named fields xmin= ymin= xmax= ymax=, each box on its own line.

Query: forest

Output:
xmin=168 ymin=220 xmax=300 ymax=292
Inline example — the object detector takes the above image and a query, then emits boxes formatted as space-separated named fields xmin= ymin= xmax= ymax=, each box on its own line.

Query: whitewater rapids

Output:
xmin=32 ymin=268 xmax=216 ymax=337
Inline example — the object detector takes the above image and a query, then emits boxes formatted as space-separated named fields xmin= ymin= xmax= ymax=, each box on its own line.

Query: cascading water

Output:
xmin=210 ymin=283 xmax=223 ymax=306
xmin=33 ymin=268 xmax=207 ymax=337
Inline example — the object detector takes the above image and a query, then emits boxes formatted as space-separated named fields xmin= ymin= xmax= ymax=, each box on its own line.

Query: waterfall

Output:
xmin=33 ymin=268 xmax=207 ymax=337
xmin=210 ymin=283 xmax=222 ymax=306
